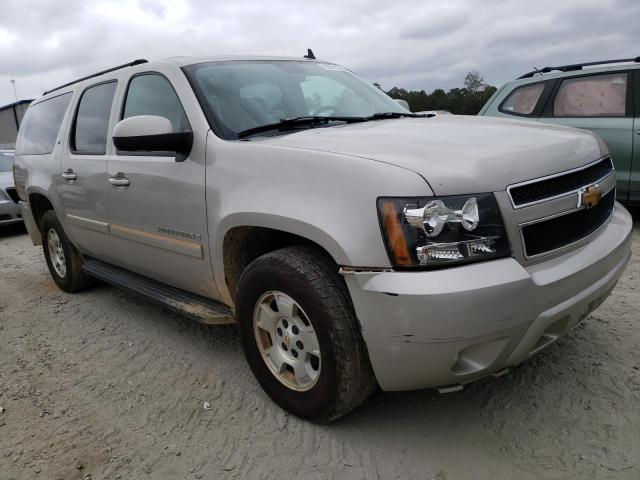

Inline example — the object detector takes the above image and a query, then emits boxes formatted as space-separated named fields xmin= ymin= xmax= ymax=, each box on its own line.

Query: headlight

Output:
xmin=377 ymin=193 xmax=510 ymax=268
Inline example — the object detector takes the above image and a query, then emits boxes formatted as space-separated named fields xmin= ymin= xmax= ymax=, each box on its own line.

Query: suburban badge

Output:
xmin=154 ymin=226 xmax=202 ymax=241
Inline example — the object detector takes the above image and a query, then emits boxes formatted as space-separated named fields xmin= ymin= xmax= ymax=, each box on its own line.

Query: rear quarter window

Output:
xmin=16 ymin=93 xmax=72 ymax=155
xmin=500 ymin=83 xmax=544 ymax=115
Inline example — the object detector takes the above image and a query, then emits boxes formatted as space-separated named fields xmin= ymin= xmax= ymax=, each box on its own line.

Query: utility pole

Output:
xmin=10 ymin=79 xmax=18 ymax=102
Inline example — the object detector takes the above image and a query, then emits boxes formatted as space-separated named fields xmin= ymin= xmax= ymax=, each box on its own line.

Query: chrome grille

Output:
xmin=508 ymin=157 xmax=613 ymax=207
xmin=521 ymin=190 xmax=615 ymax=257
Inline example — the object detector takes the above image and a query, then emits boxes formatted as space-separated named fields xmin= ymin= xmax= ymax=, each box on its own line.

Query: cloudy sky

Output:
xmin=0 ymin=0 xmax=638 ymax=106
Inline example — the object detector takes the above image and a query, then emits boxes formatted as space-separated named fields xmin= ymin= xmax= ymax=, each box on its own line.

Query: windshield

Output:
xmin=184 ymin=60 xmax=408 ymax=139
xmin=0 ymin=152 xmax=14 ymax=172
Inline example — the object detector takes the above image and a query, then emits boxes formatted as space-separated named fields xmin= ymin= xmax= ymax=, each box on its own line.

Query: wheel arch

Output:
xmin=28 ymin=190 xmax=56 ymax=233
xmin=215 ymin=213 xmax=350 ymax=305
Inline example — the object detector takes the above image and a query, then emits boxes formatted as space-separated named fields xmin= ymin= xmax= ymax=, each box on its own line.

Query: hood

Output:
xmin=262 ymin=115 xmax=604 ymax=195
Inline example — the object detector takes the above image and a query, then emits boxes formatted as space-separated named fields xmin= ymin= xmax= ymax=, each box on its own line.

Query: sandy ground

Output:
xmin=0 ymin=215 xmax=639 ymax=480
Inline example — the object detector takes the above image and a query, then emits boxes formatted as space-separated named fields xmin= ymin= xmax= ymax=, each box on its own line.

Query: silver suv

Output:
xmin=0 ymin=150 xmax=22 ymax=226
xmin=13 ymin=55 xmax=633 ymax=422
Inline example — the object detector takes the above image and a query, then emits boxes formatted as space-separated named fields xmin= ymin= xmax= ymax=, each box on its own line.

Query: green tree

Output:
xmin=385 ymin=72 xmax=496 ymax=115
xmin=463 ymin=71 xmax=485 ymax=94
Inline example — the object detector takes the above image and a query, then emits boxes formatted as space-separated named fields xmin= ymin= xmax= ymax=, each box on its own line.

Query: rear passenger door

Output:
xmin=59 ymin=81 xmax=118 ymax=258
xmin=105 ymin=70 xmax=217 ymax=298
xmin=539 ymin=72 xmax=634 ymax=202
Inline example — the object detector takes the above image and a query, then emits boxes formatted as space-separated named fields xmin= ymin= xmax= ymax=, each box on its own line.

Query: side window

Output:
xmin=16 ymin=93 xmax=72 ymax=155
xmin=122 ymin=74 xmax=189 ymax=132
xmin=72 ymin=82 xmax=118 ymax=155
xmin=500 ymin=83 xmax=544 ymax=115
xmin=553 ymin=73 xmax=627 ymax=117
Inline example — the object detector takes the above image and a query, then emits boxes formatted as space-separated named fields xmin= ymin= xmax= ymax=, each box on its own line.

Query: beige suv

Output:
xmin=13 ymin=54 xmax=633 ymax=421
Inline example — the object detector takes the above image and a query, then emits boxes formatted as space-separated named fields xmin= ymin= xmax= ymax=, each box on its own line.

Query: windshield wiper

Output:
xmin=237 ymin=116 xmax=367 ymax=138
xmin=367 ymin=112 xmax=426 ymax=120
xmin=237 ymin=112 xmax=426 ymax=138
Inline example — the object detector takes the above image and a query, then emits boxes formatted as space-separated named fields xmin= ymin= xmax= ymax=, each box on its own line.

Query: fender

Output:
xmin=212 ymin=212 xmax=351 ymax=304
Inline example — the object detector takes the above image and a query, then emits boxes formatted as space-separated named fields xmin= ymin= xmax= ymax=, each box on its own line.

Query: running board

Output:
xmin=82 ymin=259 xmax=234 ymax=325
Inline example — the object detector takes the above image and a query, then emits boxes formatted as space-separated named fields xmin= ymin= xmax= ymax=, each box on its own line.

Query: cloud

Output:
xmin=0 ymin=0 xmax=638 ymax=105
xmin=400 ymin=6 xmax=471 ymax=40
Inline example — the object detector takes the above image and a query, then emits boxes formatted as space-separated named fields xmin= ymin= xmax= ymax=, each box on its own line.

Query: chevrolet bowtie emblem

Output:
xmin=578 ymin=184 xmax=602 ymax=209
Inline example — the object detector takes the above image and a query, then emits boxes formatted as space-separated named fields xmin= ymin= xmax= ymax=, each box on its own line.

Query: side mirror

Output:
xmin=113 ymin=115 xmax=193 ymax=161
xmin=394 ymin=99 xmax=411 ymax=111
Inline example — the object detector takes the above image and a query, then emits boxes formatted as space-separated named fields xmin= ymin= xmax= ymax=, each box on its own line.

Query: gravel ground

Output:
xmin=1 ymin=215 xmax=639 ymax=480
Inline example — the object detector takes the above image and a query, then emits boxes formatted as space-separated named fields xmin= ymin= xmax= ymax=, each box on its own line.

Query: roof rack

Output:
xmin=43 ymin=59 xmax=149 ymax=95
xmin=517 ymin=56 xmax=640 ymax=79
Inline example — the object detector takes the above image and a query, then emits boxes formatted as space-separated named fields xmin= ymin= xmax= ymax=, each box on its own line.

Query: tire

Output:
xmin=235 ymin=246 xmax=377 ymax=422
xmin=41 ymin=210 xmax=92 ymax=293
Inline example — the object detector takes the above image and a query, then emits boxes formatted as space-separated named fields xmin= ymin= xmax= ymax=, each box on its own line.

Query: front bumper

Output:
xmin=343 ymin=203 xmax=633 ymax=391
xmin=0 ymin=199 xmax=22 ymax=226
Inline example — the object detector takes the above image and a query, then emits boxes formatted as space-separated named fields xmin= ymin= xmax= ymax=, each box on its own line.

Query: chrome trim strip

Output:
xmin=64 ymin=214 xmax=204 ymax=258
xmin=110 ymin=224 xmax=203 ymax=259
xmin=66 ymin=214 xmax=110 ymax=234
xmin=519 ymin=187 xmax=615 ymax=260
xmin=506 ymin=156 xmax=613 ymax=209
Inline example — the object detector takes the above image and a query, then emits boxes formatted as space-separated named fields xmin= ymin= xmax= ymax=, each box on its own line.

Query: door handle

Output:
xmin=108 ymin=173 xmax=130 ymax=187
xmin=61 ymin=169 xmax=77 ymax=181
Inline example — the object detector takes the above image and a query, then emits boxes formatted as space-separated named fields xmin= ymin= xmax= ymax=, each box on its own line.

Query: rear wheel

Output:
xmin=41 ymin=210 xmax=92 ymax=293
xmin=236 ymin=246 xmax=376 ymax=422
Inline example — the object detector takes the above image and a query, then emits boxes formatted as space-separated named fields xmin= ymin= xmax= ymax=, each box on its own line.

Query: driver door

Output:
xmin=104 ymin=70 xmax=218 ymax=298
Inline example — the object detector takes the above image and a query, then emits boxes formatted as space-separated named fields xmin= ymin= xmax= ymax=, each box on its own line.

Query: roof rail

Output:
xmin=517 ymin=56 xmax=640 ymax=79
xmin=43 ymin=59 xmax=149 ymax=95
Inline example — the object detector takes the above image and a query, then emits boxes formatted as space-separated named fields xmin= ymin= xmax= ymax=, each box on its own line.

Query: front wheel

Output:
xmin=235 ymin=246 xmax=376 ymax=422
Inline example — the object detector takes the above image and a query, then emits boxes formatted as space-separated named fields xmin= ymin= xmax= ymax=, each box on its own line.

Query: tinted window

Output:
xmin=123 ymin=74 xmax=189 ymax=132
xmin=0 ymin=152 xmax=14 ymax=171
xmin=553 ymin=73 xmax=627 ymax=117
xmin=16 ymin=93 xmax=72 ymax=155
xmin=73 ymin=82 xmax=118 ymax=154
xmin=501 ymin=83 xmax=544 ymax=115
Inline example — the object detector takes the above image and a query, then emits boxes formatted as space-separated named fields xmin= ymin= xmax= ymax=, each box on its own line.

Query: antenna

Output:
xmin=10 ymin=79 xmax=18 ymax=102
xmin=304 ymin=49 xmax=316 ymax=60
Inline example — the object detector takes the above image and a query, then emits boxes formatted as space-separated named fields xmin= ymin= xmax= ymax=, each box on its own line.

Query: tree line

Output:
xmin=385 ymin=72 xmax=497 ymax=115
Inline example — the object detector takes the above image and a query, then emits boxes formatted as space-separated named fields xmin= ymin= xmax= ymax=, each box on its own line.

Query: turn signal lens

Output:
xmin=380 ymin=201 xmax=412 ymax=266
